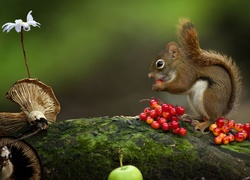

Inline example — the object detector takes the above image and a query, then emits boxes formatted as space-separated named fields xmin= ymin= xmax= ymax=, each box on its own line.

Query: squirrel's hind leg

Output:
xmin=181 ymin=114 xmax=210 ymax=134
xmin=191 ymin=119 xmax=212 ymax=134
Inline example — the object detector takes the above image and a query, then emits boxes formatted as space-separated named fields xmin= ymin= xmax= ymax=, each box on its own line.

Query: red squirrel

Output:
xmin=148 ymin=18 xmax=241 ymax=134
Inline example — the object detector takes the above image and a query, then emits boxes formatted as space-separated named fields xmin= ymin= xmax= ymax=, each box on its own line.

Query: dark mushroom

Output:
xmin=0 ymin=136 xmax=42 ymax=179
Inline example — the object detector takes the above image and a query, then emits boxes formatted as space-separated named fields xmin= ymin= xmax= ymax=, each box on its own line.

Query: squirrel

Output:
xmin=148 ymin=18 xmax=242 ymax=134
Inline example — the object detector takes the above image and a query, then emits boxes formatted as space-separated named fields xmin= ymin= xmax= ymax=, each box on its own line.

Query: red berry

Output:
xmin=241 ymin=130 xmax=248 ymax=139
xmin=170 ymin=115 xmax=178 ymax=122
xmin=221 ymin=125 xmax=230 ymax=134
xmin=162 ymin=123 xmax=170 ymax=131
xmin=172 ymin=128 xmax=180 ymax=135
xmin=170 ymin=121 xmax=179 ymax=129
xmin=150 ymin=99 xmax=158 ymax=108
xmin=222 ymin=136 xmax=230 ymax=145
xmin=227 ymin=133 xmax=235 ymax=142
xmin=162 ymin=111 xmax=170 ymax=119
xmin=146 ymin=117 xmax=154 ymax=124
xmin=178 ymin=127 xmax=187 ymax=136
xmin=235 ymin=123 xmax=244 ymax=132
xmin=156 ymin=108 xmax=163 ymax=117
xmin=176 ymin=105 xmax=185 ymax=115
xmin=143 ymin=107 xmax=151 ymax=115
xmin=209 ymin=124 xmax=217 ymax=132
xmin=213 ymin=127 xmax=221 ymax=136
xmin=214 ymin=136 xmax=222 ymax=145
xmin=219 ymin=133 xmax=226 ymax=138
xmin=151 ymin=121 xmax=160 ymax=129
xmin=161 ymin=104 xmax=169 ymax=112
xmin=157 ymin=117 xmax=167 ymax=125
xmin=156 ymin=79 xmax=163 ymax=84
xmin=235 ymin=132 xmax=245 ymax=142
xmin=154 ymin=105 xmax=161 ymax=111
xmin=243 ymin=123 xmax=250 ymax=133
xmin=155 ymin=116 xmax=161 ymax=122
xmin=139 ymin=112 xmax=147 ymax=121
xmin=216 ymin=117 xmax=226 ymax=128
xmin=227 ymin=119 xmax=235 ymax=129
xmin=149 ymin=110 xmax=157 ymax=118
xmin=170 ymin=108 xmax=177 ymax=116
xmin=168 ymin=104 xmax=174 ymax=109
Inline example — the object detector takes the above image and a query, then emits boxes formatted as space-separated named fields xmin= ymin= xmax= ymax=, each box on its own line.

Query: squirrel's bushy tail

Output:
xmin=177 ymin=18 xmax=201 ymax=59
xmin=177 ymin=18 xmax=242 ymax=116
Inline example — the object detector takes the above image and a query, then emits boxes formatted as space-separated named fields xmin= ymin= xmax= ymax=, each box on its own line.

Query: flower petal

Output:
xmin=26 ymin=10 xmax=33 ymax=22
xmin=15 ymin=24 xmax=22 ymax=33
xmin=2 ymin=22 xmax=15 ymax=32
xmin=27 ymin=20 xmax=41 ymax=27
xmin=2 ymin=22 xmax=14 ymax=28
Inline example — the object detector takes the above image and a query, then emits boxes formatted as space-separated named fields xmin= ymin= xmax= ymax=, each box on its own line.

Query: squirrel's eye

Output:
xmin=155 ymin=59 xmax=165 ymax=69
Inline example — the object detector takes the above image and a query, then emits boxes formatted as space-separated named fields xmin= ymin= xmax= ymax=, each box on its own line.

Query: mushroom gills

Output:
xmin=0 ymin=136 xmax=42 ymax=179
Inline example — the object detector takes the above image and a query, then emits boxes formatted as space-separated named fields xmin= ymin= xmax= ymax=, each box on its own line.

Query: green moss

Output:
xmin=26 ymin=116 xmax=250 ymax=180
xmin=221 ymin=142 xmax=250 ymax=155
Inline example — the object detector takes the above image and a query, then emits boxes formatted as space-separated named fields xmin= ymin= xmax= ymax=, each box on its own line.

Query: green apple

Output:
xmin=108 ymin=165 xmax=143 ymax=180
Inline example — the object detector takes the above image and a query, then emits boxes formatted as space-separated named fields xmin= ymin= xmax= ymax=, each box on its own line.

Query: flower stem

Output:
xmin=21 ymin=28 xmax=31 ymax=78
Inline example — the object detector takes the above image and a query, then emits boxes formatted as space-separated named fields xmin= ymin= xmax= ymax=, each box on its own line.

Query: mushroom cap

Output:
xmin=0 ymin=112 xmax=29 ymax=136
xmin=6 ymin=78 xmax=60 ymax=124
xmin=0 ymin=136 xmax=42 ymax=179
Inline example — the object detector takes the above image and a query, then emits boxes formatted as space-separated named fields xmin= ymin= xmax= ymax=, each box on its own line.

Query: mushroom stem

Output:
xmin=0 ymin=146 xmax=13 ymax=180
xmin=21 ymin=28 xmax=31 ymax=78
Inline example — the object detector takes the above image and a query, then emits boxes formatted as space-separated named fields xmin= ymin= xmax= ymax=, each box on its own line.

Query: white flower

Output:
xmin=2 ymin=10 xmax=40 ymax=33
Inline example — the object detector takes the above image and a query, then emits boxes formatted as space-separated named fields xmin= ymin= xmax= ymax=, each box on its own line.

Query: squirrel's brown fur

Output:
xmin=178 ymin=18 xmax=241 ymax=116
xmin=148 ymin=18 xmax=242 ymax=133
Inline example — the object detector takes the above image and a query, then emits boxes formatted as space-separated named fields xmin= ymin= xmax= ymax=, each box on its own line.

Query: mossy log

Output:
xmin=27 ymin=116 xmax=250 ymax=180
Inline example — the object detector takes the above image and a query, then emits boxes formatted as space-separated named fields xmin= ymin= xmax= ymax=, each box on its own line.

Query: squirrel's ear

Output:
xmin=166 ymin=42 xmax=179 ymax=59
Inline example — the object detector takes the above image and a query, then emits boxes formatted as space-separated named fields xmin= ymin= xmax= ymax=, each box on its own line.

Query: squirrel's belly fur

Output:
xmin=186 ymin=80 xmax=209 ymax=118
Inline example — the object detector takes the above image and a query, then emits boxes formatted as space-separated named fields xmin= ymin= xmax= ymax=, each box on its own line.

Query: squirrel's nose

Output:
xmin=148 ymin=73 xmax=153 ymax=78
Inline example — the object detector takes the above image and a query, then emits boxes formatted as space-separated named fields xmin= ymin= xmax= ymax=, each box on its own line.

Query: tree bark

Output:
xmin=27 ymin=116 xmax=250 ymax=180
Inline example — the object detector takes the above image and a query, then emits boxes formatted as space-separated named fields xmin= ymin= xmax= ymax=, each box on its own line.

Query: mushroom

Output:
xmin=0 ymin=145 xmax=13 ymax=180
xmin=0 ymin=112 xmax=28 ymax=136
xmin=0 ymin=136 xmax=42 ymax=180
xmin=0 ymin=78 xmax=60 ymax=136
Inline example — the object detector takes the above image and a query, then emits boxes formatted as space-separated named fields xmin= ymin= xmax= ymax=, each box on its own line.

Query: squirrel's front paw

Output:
xmin=152 ymin=83 xmax=164 ymax=91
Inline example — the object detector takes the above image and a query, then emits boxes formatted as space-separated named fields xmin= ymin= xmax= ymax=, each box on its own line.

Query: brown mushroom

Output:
xmin=0 ymin=136 xmax=42 ymax=179
xmin=0 ymin=78 xmax=60 ymax=136
xmin=0 ymin=112 xmax=28 ymax=136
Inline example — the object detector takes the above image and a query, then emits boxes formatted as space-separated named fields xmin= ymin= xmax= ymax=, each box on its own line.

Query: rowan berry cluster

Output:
xmin=210 ymin=118 xmax=250 ymax=145
xmin=139 ymin=99 xmax=187 ymax=136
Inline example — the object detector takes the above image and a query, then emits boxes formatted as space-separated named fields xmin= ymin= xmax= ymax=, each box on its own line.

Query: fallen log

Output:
xmin=26 ymin=116 xmax=250 ymax=180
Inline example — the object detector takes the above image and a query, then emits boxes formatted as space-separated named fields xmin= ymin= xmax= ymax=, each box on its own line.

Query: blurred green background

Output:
xmin=0 ymin=1 xmax=249 ymax=123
